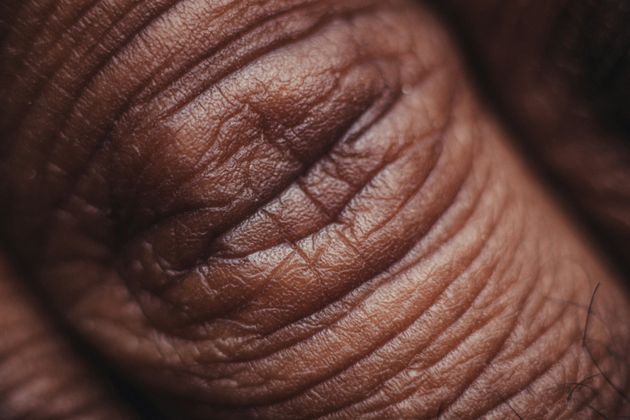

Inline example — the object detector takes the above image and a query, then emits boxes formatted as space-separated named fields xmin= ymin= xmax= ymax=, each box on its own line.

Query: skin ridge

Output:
xmin=105 ymin=4 xmax=435 ymax=336
xmin=428 ymin=0 xmax=630 ymax=276
xmin=160 ymin=146 xmax=487 ymax=368
xmin=1 ymin=1 xmax=384 ymax=265
xmin=1 ymin=1 xmax=630 ymax=419
xmin=116 ymin=52 xmax=402 ymax=272
xmin=100 ymin=2 xmax=484 ymax=410
xmin=319 ymin=162 xmax=515 ymax=419
xmin=0 ymin=251 xmax=145 ymax=419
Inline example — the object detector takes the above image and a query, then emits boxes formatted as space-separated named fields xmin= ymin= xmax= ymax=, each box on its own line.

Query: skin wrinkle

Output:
xmin=44 ymin=0 xmax=254 ymax=213
xmin=317 ymin=245 xmax=503 ymax=418
xmin=446 ymin=301 xmax=577 ymax=418
xmin=329 ymin=174 xmax=516 ymax=418
xmin=181 ymin=129 xmax=460 ymax=400
xmin=0 ymin=254 xmax=134 ymax=419
xmin=249 ymin=173 xmax=492 ymax=414
xmin=1 ymin=0 xmax=179 ymax=268
xmin=1 ymin=0 xmax=630 ymax=419
xmin=105 ymin=4 xmax=478 ymax=406
xmin=22 ymin=2 xmax=604 ymax=406
xmin=225 ymin=74 xmax=452 ymax=324
xmin=135 ymin=2 xmax=381 ymax=123
xmin=4 ymin=0 xmax=354 ymax=266
xmin=32 ymin=2 xmax=396 ymax=338
xmin=369 ymin=200 xmax=512 ymax=409
xmin=211 ymin=73 xmax=410 ymax=262
xmin=119 ymin=67 xmax=350 ymax=273
xmin=278 ymin=149 xmax=482 ymax=416
xmin=212 ymin=113 xmax=450 ymax=334
xmin=111 ymin=9 xmax=398 ymax=253
xmin=118 ymin=68 xmax=404 ymax=332
xmin=435 ymin=0 xmax=630 ymax=272
xmin=130 ymin=53 xmax=404 ymax=265
xmin=101 ymin=97 xmax=476 ymax=412
xmin=441 ymin=236 xmax=569 ymax=416
xmin=2 ymin=0 xmax=161 ymax=141
xmin=205 ymin=92 xmax=440 ymax=326
xmin=450 ymin=261 xmax=622 ymax=417
xmin=112 ymin=9 xmax=430 ymax=332
xmin=439 ymin=242 xmax=532 ymax=416
xmin=181 ymin=154 xmax=488 ymax=364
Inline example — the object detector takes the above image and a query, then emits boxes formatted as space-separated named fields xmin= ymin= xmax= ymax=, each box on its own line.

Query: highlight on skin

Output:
xmin=0 ymin=0 xmax=629 ymax=418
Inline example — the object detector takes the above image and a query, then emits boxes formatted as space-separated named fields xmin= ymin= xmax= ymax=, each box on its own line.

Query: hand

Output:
xmin=0 ymin=1 xmax=628 ymax=418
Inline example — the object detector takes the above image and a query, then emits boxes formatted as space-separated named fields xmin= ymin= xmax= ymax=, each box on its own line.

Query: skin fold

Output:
xmin=0 ymin=253 xmax=133 ymax=419
xmin=435 ymin=0 xmax=630 ymax=272
xmin=0 ymin=0 xmax=629 ymax=418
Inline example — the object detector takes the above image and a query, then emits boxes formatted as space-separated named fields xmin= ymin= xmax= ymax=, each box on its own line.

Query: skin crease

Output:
xmin=0 ymin=1 xmax=628 ymax=419
xmin=434 ymin=0 xmax=630 ymax=273
xmin=0 ymin=253 xmax=134 ymax=419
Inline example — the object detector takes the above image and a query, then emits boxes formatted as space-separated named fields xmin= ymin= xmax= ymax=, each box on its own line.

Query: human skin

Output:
xmin=435 ymin=0 xmax=630 ymax=273
xmin=0 ymin=0 xmax=629 ymax=419
xmin=0 ymin=254 xmax=134 ymax=419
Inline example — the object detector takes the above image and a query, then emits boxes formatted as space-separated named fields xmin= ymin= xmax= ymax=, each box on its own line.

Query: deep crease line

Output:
xmin=107 ymin=128 xmax=484 ymax=413
xmin=119 ymin=38 xmax=409 ymax=257
xmin=4 ymin=0 xmax=152 ymax=150
xmin=118 ymin=74 xmax=389 ymax=287
xmin=42 ymin=0 xmax=309 ymax=262
xmin=4 ymin=0 xmax=104 ymax=122
xmin=194 ymin=61 xmax=423 ymax=264
xmin=462 ymin=286 xmax=580 ymax=419
xmin=112 ymin=9 xmax=374 ymax=249
xmin=121 ymin=100 xmax=245 ymax=212
xmin=208 ymin=118 xmax=417 ymax=265
xmin=126 ymin=10 xmax=394 ymax=225
xmin=322 ymin=251 xmax=504 ymax=419
xmin=144 ymin=78 xmax=461 ymax=350
xmin=189 ymin=140 xmax=488 ymax=362
xmin=166 ymin=109 xmax=438 ymax=328
xmin=146 ymin=2 xmax=383 ymax=123
xmin=173 ymin=128 xmax=459 ymax=374
xmin=330 ymin=184 xmax=513 ymax=418
xmin=436 ymin=209 xmax=535 ymax=417
xmin=247 ymin=188 xmax=496 ymax=412
xmin=215 ymin=144 xmax=478 ymax=407
xmin=130 ymin=61 xmax=405 ymax=288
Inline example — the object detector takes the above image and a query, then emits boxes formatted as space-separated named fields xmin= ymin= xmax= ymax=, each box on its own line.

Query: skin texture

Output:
xmin=0 ymin=0 xmax=629 ymax=418
xmin=0 ymin=253 xmax=133 ymax=419
xmin=436 ymin=0 xmax=630 ymax=271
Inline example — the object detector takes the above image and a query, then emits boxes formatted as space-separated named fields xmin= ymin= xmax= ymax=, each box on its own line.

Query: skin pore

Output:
xmin=0 ymin=1 xmax=629 ymax=418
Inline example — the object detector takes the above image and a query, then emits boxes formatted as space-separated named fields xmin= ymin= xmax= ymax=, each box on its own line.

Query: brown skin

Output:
xmin=435 ymin=0 xmax=630 ymax=271
xmin=0 ymin=0 xmax=629 ymax=418
xmin=0 ymin=254 xmax=133 ymax=419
